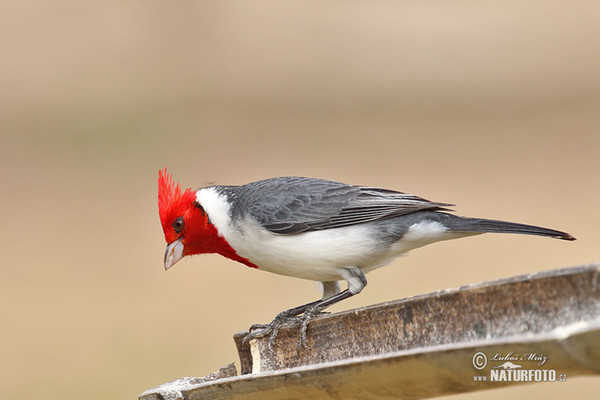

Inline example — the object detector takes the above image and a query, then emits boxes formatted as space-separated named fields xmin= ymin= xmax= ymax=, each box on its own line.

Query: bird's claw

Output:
xmin=242 ymin=314 xmax=300 ymax=350
xmin=297 ymin=305 xmax=328 ymax=349
xmin=242 ymin=306 xmax=329 ymax=350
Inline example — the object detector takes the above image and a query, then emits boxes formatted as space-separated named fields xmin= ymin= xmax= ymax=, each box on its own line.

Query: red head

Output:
xmin=158 ymin=169 xmax=257 ymax=270
xmin=158 ymin=169 xmax=260 ymax=270
xmin=158 ymin=169 xmax=214 ymax=269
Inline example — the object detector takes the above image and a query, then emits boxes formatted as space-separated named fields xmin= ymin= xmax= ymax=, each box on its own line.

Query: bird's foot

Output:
xmin=242 ymin=309 xmax=302 ymax=350
xmin=242 ymin=307 xmax=329 ymax=350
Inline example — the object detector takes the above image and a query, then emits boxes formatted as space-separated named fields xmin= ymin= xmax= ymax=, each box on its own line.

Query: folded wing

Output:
xmin=232 ymin=177 xmax=453 ymax=234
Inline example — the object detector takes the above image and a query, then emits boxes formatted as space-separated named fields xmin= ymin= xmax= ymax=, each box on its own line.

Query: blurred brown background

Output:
xmin=1 ymin=1 xmax=599 ymax=399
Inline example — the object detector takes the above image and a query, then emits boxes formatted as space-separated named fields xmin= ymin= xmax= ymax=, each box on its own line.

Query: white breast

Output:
xmin=197 ymin=187 xmax=391 ymax=281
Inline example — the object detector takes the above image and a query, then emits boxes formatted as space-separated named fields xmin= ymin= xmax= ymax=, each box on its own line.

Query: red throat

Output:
xmin=183 ymin=208 xmax=259 ymax=269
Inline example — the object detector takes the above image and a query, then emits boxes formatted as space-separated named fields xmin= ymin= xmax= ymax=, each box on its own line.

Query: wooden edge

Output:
xmin=146 ymin=321 xmax=600 ymax=400
xmin=138 ymin=362 xmax=237 ymax=400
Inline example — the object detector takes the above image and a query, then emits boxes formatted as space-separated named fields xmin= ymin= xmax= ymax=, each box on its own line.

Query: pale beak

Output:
xmin=164 ymin=238 xmax=184 ymax=270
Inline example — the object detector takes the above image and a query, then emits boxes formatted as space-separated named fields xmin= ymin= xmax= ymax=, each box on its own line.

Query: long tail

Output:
xmin=438 ymin=212 xmax=576 ymax=241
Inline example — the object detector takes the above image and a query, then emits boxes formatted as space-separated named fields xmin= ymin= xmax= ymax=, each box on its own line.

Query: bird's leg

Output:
xmin=243 ymin=267 xmax=367 ymax=350
xmin=297 ymin=289 xmax=355 ymax=348
xmin=297 ymin=267 xmax=367 ymax=348
xmin=243 ymin=282 xmax=340 ymax=348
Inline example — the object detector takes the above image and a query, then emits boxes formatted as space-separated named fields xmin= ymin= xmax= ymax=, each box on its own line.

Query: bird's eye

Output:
xmin=172 ymin=217 xmax=184 ymax=233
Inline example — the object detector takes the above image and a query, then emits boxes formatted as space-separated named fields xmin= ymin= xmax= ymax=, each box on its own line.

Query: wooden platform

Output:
xmin=140 ymin=263 xmax=600 ymax=400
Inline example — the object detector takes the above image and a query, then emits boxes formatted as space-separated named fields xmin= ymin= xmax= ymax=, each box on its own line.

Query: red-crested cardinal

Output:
xmin=158 ymin=169 xmax=575 ymax=347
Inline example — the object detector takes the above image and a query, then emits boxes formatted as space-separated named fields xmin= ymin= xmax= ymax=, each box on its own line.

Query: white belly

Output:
xmin=231 ymin=222 xmax=392 ymax=281
xmin=226 ymin=219 xmax=468 ymax=282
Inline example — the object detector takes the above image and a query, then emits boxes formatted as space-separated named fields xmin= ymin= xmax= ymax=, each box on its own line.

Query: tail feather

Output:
xmin=440 ymin=213 xmax=576 ymax=241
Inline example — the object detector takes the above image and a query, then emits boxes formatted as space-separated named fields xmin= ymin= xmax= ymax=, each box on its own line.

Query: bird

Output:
xmin=157 ymin=169 xmax=575 ymax=348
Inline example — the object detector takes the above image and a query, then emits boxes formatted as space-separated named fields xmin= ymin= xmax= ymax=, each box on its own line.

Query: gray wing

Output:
xmin=223 ymin=177 xmax=453 ymax=234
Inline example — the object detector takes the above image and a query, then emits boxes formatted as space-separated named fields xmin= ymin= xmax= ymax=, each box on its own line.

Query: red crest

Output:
xmin=158 ymin=168 xmax=196 ymax=242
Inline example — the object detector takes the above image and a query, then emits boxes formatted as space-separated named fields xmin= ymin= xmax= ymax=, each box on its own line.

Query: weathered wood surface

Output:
xmin=139 ymin=363 xmax=237 ymax=400
xmin=140 ymin=263 xmax=600 ymax=400
xmin=236 ymin=264 xmax=600 ymax=374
